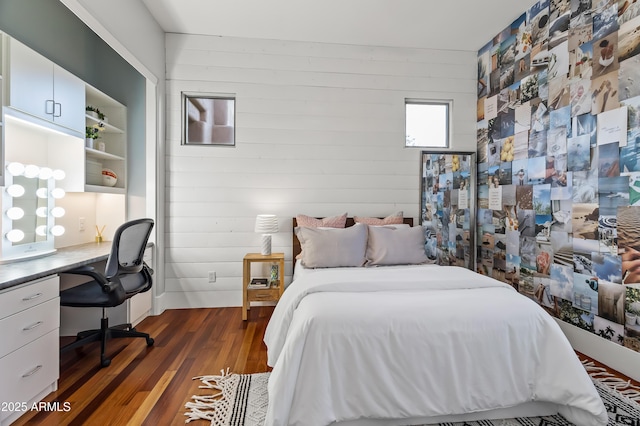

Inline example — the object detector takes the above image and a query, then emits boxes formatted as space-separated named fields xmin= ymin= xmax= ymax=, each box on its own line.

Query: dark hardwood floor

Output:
xmin=13 ymin=306 xmax=273 ymax=426
xmin=12 ymin=306 xmax=639 ymax=425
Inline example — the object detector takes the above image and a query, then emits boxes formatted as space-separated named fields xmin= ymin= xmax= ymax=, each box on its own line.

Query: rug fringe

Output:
xmin=582 ymin=359 xmax=640 ymax=405
xmin=185 ymin=368 xmax=239 ymax=424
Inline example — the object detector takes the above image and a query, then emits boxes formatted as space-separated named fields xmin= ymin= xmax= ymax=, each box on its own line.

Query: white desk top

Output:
xmin=0 ymin=242 xmax=112 ymax=291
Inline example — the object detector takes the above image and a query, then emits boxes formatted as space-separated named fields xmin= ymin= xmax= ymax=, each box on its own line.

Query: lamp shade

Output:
xmin=254 ymin=214 xmax=278 ymax=234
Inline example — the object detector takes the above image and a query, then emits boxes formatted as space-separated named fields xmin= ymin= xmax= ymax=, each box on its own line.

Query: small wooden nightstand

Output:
xmin=242 ymin=252 xmax=285 ymax=321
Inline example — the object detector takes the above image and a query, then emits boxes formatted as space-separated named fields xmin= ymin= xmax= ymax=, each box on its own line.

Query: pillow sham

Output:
xmin=354 ymin=211 xmax=403 ymax=226
xmin=366 ymin=225 xmax=429 ymax=266
xmin=296 ymin=213 xmax=348 ymax=228
xmin=295 ymin=223 xmax=368 ymax=268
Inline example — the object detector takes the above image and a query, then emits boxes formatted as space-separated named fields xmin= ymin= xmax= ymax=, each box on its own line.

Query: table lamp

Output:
xmin=255 ymin=214 xmax=278 ymax=255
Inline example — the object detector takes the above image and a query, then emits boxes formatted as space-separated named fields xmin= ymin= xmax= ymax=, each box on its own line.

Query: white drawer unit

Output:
xmin=0 ymin=275 xmax=60 ymax=426
xmin=0 ymin=297 xmax=60 ymax=358
xmin=0 ymin=330 xmax=59 ymax=425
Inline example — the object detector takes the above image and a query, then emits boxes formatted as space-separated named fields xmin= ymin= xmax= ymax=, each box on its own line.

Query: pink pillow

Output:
xmin=354 ymin=211 xmax=403 ymax=226
xmin=296 ymin=213 xmax=347 ymax=228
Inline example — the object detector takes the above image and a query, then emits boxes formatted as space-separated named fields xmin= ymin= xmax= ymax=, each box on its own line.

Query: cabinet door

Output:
xmin=8 ymin=38 xmax=54 ymax=121
xmin=53 ymin=64 xmax=85 ymax=132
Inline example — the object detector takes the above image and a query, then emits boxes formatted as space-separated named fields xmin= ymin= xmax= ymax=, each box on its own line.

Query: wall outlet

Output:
xmin=208 ymin=271 xmax=216 ymax=283
xmin=78 ymin=217 xmax=85 ymax=232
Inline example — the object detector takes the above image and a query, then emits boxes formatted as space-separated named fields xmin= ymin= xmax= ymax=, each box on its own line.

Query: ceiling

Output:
xmin=141 ymin=0 xmax=535 ymax=52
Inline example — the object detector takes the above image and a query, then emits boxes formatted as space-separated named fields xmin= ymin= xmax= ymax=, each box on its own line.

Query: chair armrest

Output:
xmin=62 ymin=265 xmax=118 ymax=293
xmin=144 ymin=261 xmax=154 ymax=275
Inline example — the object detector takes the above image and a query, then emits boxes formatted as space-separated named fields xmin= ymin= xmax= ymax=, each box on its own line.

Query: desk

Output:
xmin=0 ymin=242 xmax=112 ymax=291
xmin=0 ymin=242 xmax=153 ymax=426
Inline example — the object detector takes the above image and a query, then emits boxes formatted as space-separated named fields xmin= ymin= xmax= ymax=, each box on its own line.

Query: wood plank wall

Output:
xmin=163 ymin=34 xmax=477 ymax=309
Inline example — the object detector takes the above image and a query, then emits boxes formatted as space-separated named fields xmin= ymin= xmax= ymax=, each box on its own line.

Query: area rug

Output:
xmin=184 ymin=363 xmax=640 ymax=426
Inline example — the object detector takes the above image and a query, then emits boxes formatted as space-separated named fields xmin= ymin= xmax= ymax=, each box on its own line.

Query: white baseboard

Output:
xmin=161 ymin=291 xmax=242 ymax=310
xmin=556 ymin=318 xmax=640 ymax=382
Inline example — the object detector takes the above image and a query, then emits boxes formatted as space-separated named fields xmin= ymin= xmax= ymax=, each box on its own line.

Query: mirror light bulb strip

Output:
xmin=51 ymin=188 xmax=65 ymax=199
xmin=51 ymin=207 xmax=65 ymax=218
xmin=6 ymin=162 xmax=25 ymax=176
xmin=24 ymin=164 xmax=40 ymax=178
xmin=6 ymin=207 xmax=25 ymax=220
xmin=51 ymin=225 xmax=65 ymax=236
xmin=7 ymin=184 xmax=25 ymax=197
xmin=6 ymin=229 xmax=25 ymax=243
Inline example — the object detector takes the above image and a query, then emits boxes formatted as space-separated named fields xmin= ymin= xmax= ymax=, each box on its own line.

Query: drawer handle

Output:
xmin=22 ymin=365 xmax=43 ymax=378
xmin=23 ymin=321 xmax=44 ymax=331
xmin=22 ymin=293 xmax=43 ymax=301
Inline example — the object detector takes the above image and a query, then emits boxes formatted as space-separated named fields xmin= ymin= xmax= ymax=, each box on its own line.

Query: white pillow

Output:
xmin=366 ymin=225 xmax=429 ymax=266
xmin=295 ymin=224 xmax=368 ymax=268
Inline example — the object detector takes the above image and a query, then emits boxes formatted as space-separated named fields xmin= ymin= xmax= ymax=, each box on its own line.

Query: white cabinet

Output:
xmin=0 ymin=275 xmax=60 ymax=426
xmin=7 ymin=38 xmax=84 ymax=135
xmin=85 ymin=85 xmax=127 ymax=194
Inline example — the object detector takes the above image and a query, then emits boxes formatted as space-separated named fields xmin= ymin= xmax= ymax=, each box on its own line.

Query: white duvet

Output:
xmin=263 ymin=265 xmax=608 ymax=426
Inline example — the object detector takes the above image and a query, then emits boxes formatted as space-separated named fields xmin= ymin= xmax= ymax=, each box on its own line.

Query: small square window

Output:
xmin=405 ymin=100 xmax=450 ymax=148
xmin=182 ymin=93 xmax=235 ymax=146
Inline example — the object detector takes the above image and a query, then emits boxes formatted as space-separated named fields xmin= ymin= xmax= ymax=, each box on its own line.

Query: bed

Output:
xmin=262 ymin=217 xmax=607 ymax=426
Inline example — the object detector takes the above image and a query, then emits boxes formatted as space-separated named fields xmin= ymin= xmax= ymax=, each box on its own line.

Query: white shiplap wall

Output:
xmin=164 ymin=34 xmax=476 ymax=309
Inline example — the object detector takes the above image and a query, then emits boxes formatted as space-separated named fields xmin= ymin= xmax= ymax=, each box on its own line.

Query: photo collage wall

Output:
xmin=477 ymin=0 xmax=640 ymax=353
xmin=420 ymin=152 xmax=476 ymax=270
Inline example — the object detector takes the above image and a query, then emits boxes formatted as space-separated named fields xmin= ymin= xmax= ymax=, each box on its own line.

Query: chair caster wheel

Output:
xmin=146 ymin=337 xmax=154 ymax=346
xmin=101 ymin=358 xmax=111 ymax=368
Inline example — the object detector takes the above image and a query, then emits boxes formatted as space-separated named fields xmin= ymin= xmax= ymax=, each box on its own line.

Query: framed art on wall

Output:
xmin=420 ymin=151 xmax=476 ymax=271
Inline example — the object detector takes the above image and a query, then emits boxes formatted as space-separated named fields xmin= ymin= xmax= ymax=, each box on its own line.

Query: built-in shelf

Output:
xmin=85 ymin=147 xmax=124 ymax=161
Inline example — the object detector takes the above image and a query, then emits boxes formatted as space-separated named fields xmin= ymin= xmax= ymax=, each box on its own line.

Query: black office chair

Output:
xmin=60 ymin=218 xmax=155 ymax=367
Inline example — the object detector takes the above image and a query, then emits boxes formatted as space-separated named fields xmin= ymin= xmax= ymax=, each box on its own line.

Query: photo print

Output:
xmin=570 ymin=79 xmax=592 ymax=116
xmin=529 ymin=0 xmax=551 ymax=50
xmin=551 ymin=228 xmax=574 ymax=265
xmin=509 ymin=133 xmax=526 ymax=162
xmin=552 ymin=199 xmax=574 ymax=231
xmin=515 ymin=102 xmax=532 ymax=134
xmin=594 ymin=315 xmax=625 ymax=344
xmin=592 ymin=33 xmax=620 ymax=78
xmin=617 ymin=206 xmax=640 ymax=285
xmin=592 ymin=2 xmax=619 ymax=40
xmin=521 ymin=72 xmax=541 ymax=102
xmin=592 ymin=252 xmax=623 ymax=283
xmin=573 ymin=202 xmax=600 ymax=241
xmin=570 ymin=41 xmax=593 ymax=80
xmin=528 ymin=156 xmax=548 ymax=184
xmin=597 ymin=278 xmax=626 ymax=324
xmin=550 ymin=262 xmax=575 ymax=301
xmin=573 ymin=271 xmax=600 ymax=314
xmin=598 ymin=142 xmax=621 ymax=177
xmin=591 ymin=71 xmax=620 ymax=113
xmin=530 ymin=130 xmax=549 ymax=157
xmin=619 ymin=54 xmax=640 ymax=102
xmin=573 ymin=170 xmax=599 ymax=203
xmin=568 ymin=134 xmax=592 ymax=170
xmin=618 ymin=15 xmax=640 ymax=63
xmin=550 ymin=76 xmax=571 ymax=111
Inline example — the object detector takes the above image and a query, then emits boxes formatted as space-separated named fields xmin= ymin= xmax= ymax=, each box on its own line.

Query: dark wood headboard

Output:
xmin=292 ymin=217 xmax=414 ymax=267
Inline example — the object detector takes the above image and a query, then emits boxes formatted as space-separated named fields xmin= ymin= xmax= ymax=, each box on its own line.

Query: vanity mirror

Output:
xmin=1 ymin=162 xmax=66 ymax=263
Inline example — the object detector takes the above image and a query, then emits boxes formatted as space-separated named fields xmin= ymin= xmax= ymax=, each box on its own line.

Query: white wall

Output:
xmin=164 ymin=34 xmax=477 ymax=309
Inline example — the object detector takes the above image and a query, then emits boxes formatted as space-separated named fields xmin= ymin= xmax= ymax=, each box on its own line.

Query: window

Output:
xmin=405 ymin=100 xmax=450 ymax=148
xmin=182 ymin=93 xmax=235 ymax=146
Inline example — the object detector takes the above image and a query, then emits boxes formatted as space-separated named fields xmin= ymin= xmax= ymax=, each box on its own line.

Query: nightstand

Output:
xmin=242 ymin=252 xmax=285 ymax=321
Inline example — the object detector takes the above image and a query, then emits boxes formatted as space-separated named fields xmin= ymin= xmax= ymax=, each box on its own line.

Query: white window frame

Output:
xmin=405 ymin=99 xmax=451 ymax=148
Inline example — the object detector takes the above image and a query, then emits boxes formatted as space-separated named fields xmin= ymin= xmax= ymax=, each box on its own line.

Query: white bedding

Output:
xmin=263 ymin=264 xmax=607 ymax=426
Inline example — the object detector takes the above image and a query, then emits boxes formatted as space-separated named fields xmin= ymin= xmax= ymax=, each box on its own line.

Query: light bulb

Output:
xmin=6 ymin=207 xmax=25 ymax=220
xmin=6 ymin=162 xmax=25 ymax=176
xmin=24 ymin=164 xmax=40 ymax=178
xmin=36 ymin=188 xmax=48 ymax=199
xmin=51 ymin=206 xmax=65 ymax=218
xmin=7 ymin=184 xmax=25 ymax=197
xmin=6 ymin=229 xmax=25 ymax=243
xmin=51 ymin=188 xmax=65 ymax=199
xmin=38 ymin=167 xmax=53 ymax=180
xmin=52 ymin=169 xmax=66 ymax=180
xmin=36 ymin=207 xmax=48 ymax=218
xmin=51 ymin=225 xmax=65 ymax=236
xmin=35 ymin=225 xmax=47 ymax=236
